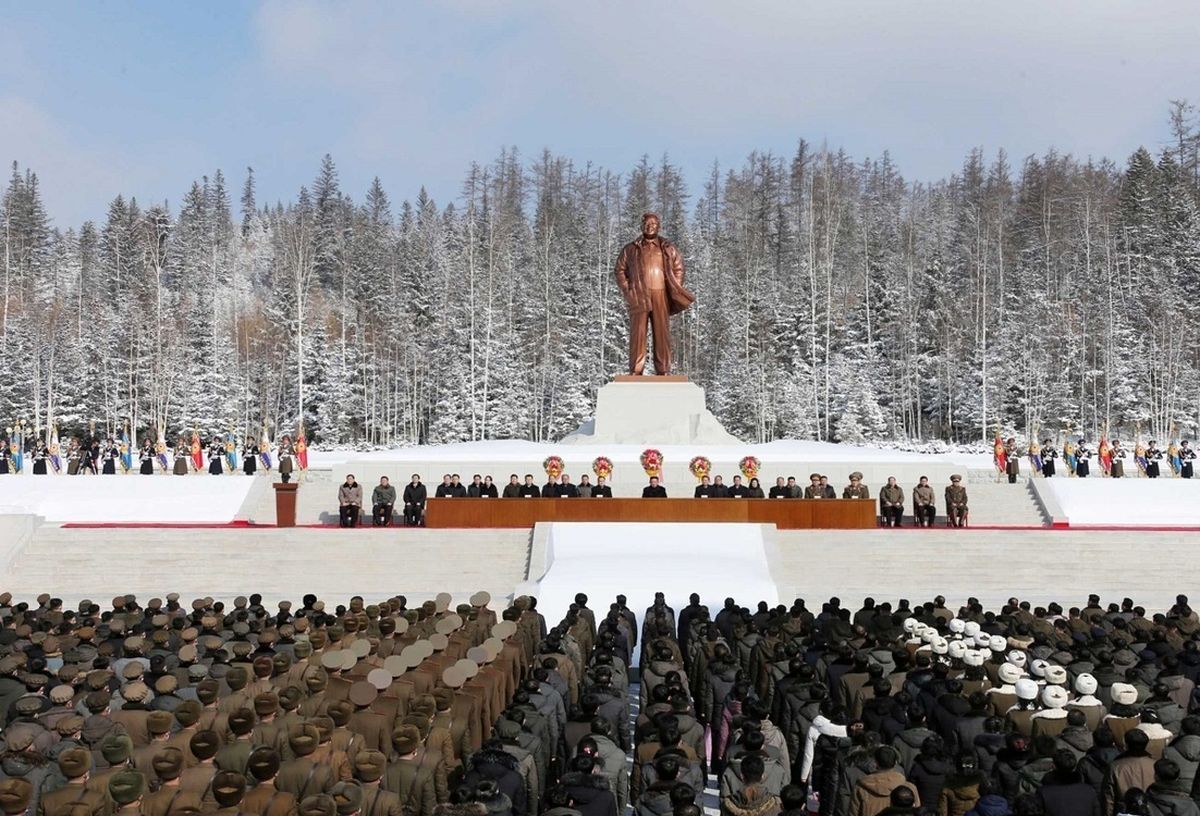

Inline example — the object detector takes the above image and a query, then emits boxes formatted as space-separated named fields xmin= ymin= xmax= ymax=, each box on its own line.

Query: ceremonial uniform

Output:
xmin=1146 ymin=444 xmax=1162 ymax=478
xmin=32 ymin=443 xmax=48 ymax=475
xmin=1182 ymin=442 xmax=1196 ymax=478
xmin=209 ymin=441 xmax=224 ymax=475
xmin=1110 ymin=442 xmax=1126 ymax=478
xmin=243 ymin=442 xmax=259 ymax=475
xmin=1041 ymin=440 xmax=1058 ymax=477
xmin=945 ymin=477 xmax=968 ymax=527
xmin=1075 ymin=443 xmax=1091 ymax=478
xmin=139 ymin=444 xmax=155 ymax=475
xmin=174 ymin=444 xmax=190 ymax=475
xmin=101 ymin=445 xmax=119 ymax=475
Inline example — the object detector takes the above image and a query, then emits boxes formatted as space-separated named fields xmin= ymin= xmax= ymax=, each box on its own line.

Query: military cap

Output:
xmin=56 ymin=714 xmax=85 ymax=737
xmin=107 ymin=770 xmax=146 ymax=806
xmin=320 ymin=650 xmax=345 ymax=671
xmin=3 ymin=724 xmax=36 ymax=753
xmin=254 ymin=692 xmax=279 ymax=717
xmin=391 ymin=725 xmax=421 ymax=756
xmin=470 ymin=591 xmax=491 ymax=607
xmin=225 ymin=667 xmax=248 ymax=690
xmin=247 ymin=747 xmax=281 ymax=781
xmin=0 ymin=779 xmax=32 ymax=815
xmin=212 ymin=771 xmax=247 ymax=808
xmin=326 ymin=700 xmax=353 ymax=727
xmin=950 ymin=474 xmax=962 ymax=482
xmin=293 ymin=640 xmax=313 ymax=659
xmin=304 ymin=670 xmax=327 ymax=693
xmin=228 ymin=708 xmax=256 ymax=736
xmin=56 ymin=746 xmax=93 ymax=779
xmin=311 ymin=716 xmax=334 ymax=744
xmin=13 ymin=697 xmax=43 ymax=717
xmin=195 ymin=679 xmax=220 ymax=705
xmin=231 ymin=641 xmax=253 ymax=659
xmin=152 ymin=747 xmax=185 ymax=781
xmin=366 ymin=669 xmax=392 ymax=692
xmin=49 ymin=684 xmax=75 ymax=704
xmin=299 ymin=794 xmax=337 ymax=816
xmin=189 ymin=730 xmax=221 ymax=762
xmin=352 ymin=750 xmax=387 ymax=783
xmin=431 ymin=688 xmax=454 ymax=711
xmin=147 ymin=710 xmax=174 ymax=737
xmin=331 ymin=782 xmax=363 ymax=816
xmin=253 ymin=655 xmax=274 ymax=678
xmin=849 ymin=471 xmax=863 ymax=480
xmin=20 ymin=673 xmax=49 ymax=691
xmin=121 ymin=681 xmax=149 ymax=703
xmin=288 ymin=723 xmax=320 ymax=756
xmin=84 ymin=690 xmax=111 ymax=713
xmin=279 ymin=686 xmax=303 ymax=712
xmin=348 ymin=682 xmax=377 ymax=708
xmin=492 ymin=621 xmax=517 ymax=640
xmin=173 ymin=700 xmax=202 ymax=728
xmin=154 ymin=674 xmax=178 ymax=696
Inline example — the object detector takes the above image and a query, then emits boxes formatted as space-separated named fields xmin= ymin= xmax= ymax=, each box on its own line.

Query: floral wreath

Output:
xmin=543 ymin=455 xmax=564 ymax=479
xmin=640 ymin=448 xmax=663 ymax=477
xmin=739 ymin=455 xmax=761 ymax=480
xmin=689 ymin=456 xmax=711 ymax=481
xmin=592 ymin=456 xmax=613 ymax=480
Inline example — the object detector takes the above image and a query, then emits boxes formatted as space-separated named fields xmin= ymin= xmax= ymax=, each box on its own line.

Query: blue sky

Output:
xmin=3 ymin=1 xmax=1198 ymax=226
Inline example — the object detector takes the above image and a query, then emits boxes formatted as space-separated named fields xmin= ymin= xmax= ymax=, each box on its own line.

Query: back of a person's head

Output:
xmin=906 ymin=704 xmax=925 ymax=725
xmin=956 ymin=753 xmax=978 ymax=775
xmin=544 ymin=787 xmax=571 ymax=809
xmin=673 ymin=803 xmax=701 ymax=816
xmin=1066 ymin=709 xmax=1087 ymax=728
xmin=1182 ymin=716 xmax=1200 ymax=737
xmin=1125 ymin=728 xmax=1150 ymax=755
xmin=920 ymin=735 xmax=944 ymax=758
xmin=875 ymin=745 xmax=898 ymax=770
xmin=1052 ymin=749 xmax=1078 ymax=775
xmin=654 ymin=754 xmax=680 ymax=782
xmin=1122 ymin=788 xmax=1149 ymax=816
xmin=780 ymin=785 xmax=806 ymax=812
xmin=570 ymin=753 xmax=595 ymax=774
xmin=1155 ymin=759 xmax=1182 ymax=785
xmin=670 ymin=785 xmax=696 ymax=809
xmin=741 ymin=753 xmax=765 ymax=784
xmin=889 ymin=787 xmax=916 ymax=809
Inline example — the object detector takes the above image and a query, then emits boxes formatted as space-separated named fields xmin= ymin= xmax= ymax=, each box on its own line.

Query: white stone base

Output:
xmin=560 ymin=379 xmax=741 ymax=445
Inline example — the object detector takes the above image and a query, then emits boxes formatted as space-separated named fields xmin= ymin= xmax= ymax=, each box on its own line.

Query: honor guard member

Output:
xmin=101 ymin=439 xmax=120 ymax=475
xmin=1005 ymin=437 xmax=1020 ymax=483
xmin=1110 ymin=439 xmax=1126 ymax=478
xmin=242 ymin=436 xmax=260 ymax=475
xmin=1041 ymin=438 xmax=1058 ymax=477
xmin=208 ymin=436 xmax=225 ymax=475
xmin=1182 ymin=440 xmax=1196 ymax=478
xmin=138 ymin=439 xmax=155 ymax=475
xmin=1146 ymin=441 xmax=1162 ymax=478
xmin=1075 ymin=439 xmax=1092 ymax=478
xmin=32 ymin=438 xmax=48 ymax=475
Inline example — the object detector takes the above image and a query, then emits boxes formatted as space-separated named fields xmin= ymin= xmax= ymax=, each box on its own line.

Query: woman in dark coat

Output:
xmin=100 ymin=440 xmax=119 ymax=475
xmin=207 ymin=437 xmax=224 ymax=475
xmin=173 ymin=437 xmax=190 ymax=475
xmin=32 ymin=440 xmax=48 ymax=475
xmin=138 ymin=440 xmax=155 ymax=474
xmin=242 ymin=437 xmax=259 ymax=475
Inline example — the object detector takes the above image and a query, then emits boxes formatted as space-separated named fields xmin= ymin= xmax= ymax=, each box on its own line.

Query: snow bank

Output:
xmin=0 ymin=474 xmax=257 ymax=523
xmin=1045 ymin=478 xmax=1200 ymax=526
xmin=307 ymin=440 xmax=995 ymax=469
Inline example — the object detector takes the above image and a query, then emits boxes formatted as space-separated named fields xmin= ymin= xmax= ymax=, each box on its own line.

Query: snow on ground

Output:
xmin=1045 ymin=477 xmax=1200 ymax=526
xmin=0 ymin=474 xmax=257 ymax=523
xmin=307 ymin=440 xmax=997 ymax=469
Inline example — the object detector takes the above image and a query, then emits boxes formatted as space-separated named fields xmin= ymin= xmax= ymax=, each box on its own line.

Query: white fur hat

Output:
xmin=964 ymin=621 xmax=982 ymax=638
xmin=1044 ymin=665 xmax=1068 ymax=686
xmin=1112 ymin=682 xmax=1139 ymax=706
xmin=1029 ymin=658 xmax=1047 ymax=678
xmin=1015 ymin=678 xmax=1040 ymax=701
xmin=989 ymin=635 xmax=1006 ymax=652
xmin=964 ymin=650 xmax=985 ymax=668
xmin=921 ymin=628 xmax=937 ymax=644
xmin=948 ymin=640 xmax=968 ymax=660
xmin=949 ymin=619 xmax=966 ymax=634
xmin=1042 ymin=685 xmax=1069 ymax=709
xmin=1074 ymin=673 xmax=1098 ymax=696
xmin=1007 ymin=650 xmax=1028 ymax=669
xmin=975 ymin=633 xmax=992 ymax=647
xmin=932 ymin=637 xmax=949 ymax=655
xmin=903 ymin=618 xmax=919 ymax=635
xmin=998 ymin=663 xmax=1022 ymax=685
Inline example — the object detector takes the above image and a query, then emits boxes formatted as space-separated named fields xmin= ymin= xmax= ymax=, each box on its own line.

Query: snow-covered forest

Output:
xmin=4 ymin=102 xmax=1200 ymax=446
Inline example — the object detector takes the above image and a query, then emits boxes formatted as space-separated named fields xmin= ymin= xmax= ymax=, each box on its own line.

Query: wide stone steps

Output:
xmin=768 ymin=528 xmax=1193 ymax=613
xmin=3 ymin=526 xmax=532 ymax=608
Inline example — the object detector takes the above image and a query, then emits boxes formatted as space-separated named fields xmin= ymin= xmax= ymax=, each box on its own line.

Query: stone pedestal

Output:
xmin=561 ymin=378 xmax=741 ymax=445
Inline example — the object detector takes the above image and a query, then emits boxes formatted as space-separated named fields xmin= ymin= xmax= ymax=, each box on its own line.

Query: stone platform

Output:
xmin=560 ymin=378 xmax=741 ymax=445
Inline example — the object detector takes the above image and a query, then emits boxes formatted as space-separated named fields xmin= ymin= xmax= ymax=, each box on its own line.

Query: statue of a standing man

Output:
xmin=614 ymin=213 xmax=694 ymax=375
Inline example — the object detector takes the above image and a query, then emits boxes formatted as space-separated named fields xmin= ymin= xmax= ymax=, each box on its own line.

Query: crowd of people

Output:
xmin=997 ymin=438 xmax=1197 ymax=482
xmin=0 ymin=433 xmax=304 ymax=479
xmin=336 ymin=473 xmax=971 ymax=529
xmin=1 ymin=589 xmax=1200 ymax=816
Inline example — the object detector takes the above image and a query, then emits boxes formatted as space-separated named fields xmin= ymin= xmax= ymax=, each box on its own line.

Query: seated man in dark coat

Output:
xmin=642 ymin=477 xmax=667 ymax=498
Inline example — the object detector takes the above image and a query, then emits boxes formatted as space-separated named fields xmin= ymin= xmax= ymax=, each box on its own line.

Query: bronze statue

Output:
xmin=614 ymin=213 xmax=694 ymax=375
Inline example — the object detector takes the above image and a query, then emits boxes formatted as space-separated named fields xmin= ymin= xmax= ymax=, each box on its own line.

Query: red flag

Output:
xmin=1099 ymin=435 xmax=1113 ymax=475
xmin=190 ymin=431 xmax=204 ymax=472
xmin=296 ymin=424 xmax=308 ymax=471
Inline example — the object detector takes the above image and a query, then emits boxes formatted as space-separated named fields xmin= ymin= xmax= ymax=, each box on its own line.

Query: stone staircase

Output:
xmin=234 ymin=468 xmax=338 ymax=525
xmin=962 ymin=481 xmax=1049 ymax=526
xmin=2 ymin=525 xmax=533 ymax=608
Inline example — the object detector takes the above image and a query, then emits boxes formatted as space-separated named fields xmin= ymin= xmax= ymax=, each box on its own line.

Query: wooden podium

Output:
xmin=273 ymin=482 xmax=299 ymax=527
xmin=424 ymin=497 xmax=876 ymax=529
